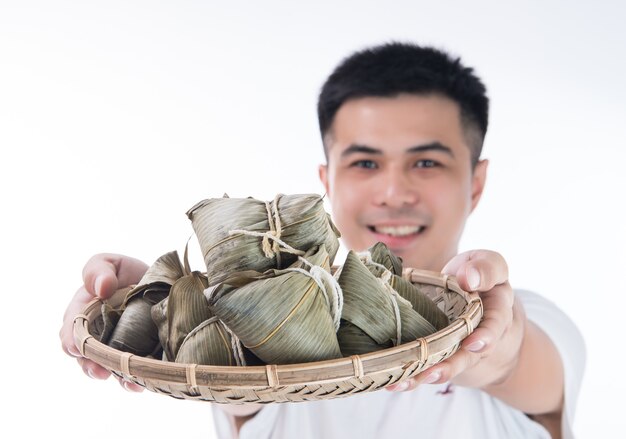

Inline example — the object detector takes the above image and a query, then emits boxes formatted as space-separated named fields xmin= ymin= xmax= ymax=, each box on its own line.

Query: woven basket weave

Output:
xmin=73 ymin=268 xmax=482 ymax=404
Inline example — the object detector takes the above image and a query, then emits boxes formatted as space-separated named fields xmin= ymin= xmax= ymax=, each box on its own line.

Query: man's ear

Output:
xmin=470 ymin=159 xmax=488 ymax=212
xmin=319 ymin=164 xmax=330 ymax=196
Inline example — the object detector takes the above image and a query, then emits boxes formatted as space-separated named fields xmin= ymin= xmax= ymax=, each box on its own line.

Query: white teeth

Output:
xmin=373 ymin=225 xmax=423 ymax=237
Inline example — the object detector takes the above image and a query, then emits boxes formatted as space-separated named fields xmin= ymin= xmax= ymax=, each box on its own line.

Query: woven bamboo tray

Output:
xmin=73 ymin=267 xmax=482 ymax=404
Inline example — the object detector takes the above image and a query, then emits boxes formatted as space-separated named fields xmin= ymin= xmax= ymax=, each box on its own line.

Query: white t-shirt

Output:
xmin=212 ymin=289 xmax=585 ymax=439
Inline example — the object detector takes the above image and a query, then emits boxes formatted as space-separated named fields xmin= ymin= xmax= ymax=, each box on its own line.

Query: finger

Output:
xmin=76 ymin=357 xmax=112 ymax=380
xmin=82 ymin=255 xmax=120 ymax=299
xmin=76 ymin=357 xmax=143 ymax=392
xmin=114 ymin=375 xmax=144 ymax=393
xmin=82 ymin=253 xmax=148 ymax=299
xmin=386 ymin=379 xmax=416 ymax=392
xmin=458 ymin=283 xmax=514 ymax=354
xmin=386 ymin=366 xmax=444 ymax=392
xmin=442 ymin=250 xmax=509 ymax=292
xmin=76 ymin=351 xmax=144 ymax=393
xmin=124 ymin=382 xmax=144 ymax=392
xmin=428 ymin=349 xmax=479 ymax=385
xmin=60 ymin=286 xmax=97 ymax=358
xmin=63 ymin=255 xmax=148 ymax=357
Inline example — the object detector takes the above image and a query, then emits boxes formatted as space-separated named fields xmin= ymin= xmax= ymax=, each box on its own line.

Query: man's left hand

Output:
xmin=387 ymin=250 xmax=524 ymax=391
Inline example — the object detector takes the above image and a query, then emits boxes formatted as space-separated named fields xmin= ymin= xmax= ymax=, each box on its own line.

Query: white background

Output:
xmin=1 ymin=1 xmax=625 ymax=437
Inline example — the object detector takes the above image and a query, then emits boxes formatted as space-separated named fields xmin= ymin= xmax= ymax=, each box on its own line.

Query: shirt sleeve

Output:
xmin=515 ymin=289 xmax=586 ymax=439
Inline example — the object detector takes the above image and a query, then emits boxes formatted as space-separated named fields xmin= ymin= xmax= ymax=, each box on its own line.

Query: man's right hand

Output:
xmin=59 ymin=253 xmax=149 ymax=391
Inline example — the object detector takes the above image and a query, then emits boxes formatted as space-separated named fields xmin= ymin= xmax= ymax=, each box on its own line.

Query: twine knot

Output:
xmin=228 ymin=195 xmax=305 ymax=265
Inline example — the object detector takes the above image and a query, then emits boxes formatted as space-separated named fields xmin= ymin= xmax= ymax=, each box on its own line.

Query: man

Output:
xmin=60 ymin=42 xmax=584 ymax=438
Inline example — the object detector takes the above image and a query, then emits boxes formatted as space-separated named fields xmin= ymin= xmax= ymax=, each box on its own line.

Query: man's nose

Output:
xmin=373 ymin=170 xmax=419 ymax=208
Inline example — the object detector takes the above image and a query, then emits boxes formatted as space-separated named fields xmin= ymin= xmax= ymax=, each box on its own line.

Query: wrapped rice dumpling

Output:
xmin=106 ymin=291 xmax=167 ymax=357
xmin=150 ymin=270 xmax=254 ymax=366
xmin=366 ymin=242 xmax=403 ymax=275
xmin=360 ymin=243 xmax=449 ymax=331
xmin=336 ymin=251 xmax=436 ymax=356
xmin=205 ymin=245 xmax=342 ymax=365
xmin=127 ymin=250 xmax=187 ymax=296
xmin=91 ymin=286 xmax=132 ymax=343
xmin=162 ymin=271 xmax=211 ymax=360
xmin=105 ymin=251 xmax=185 ymax=356
xmin=186 ymin=194 xmax=341 ymax=285
xmin=380 ymin=274 xmax=449 ymax=331
xmin=150 ymin=297 xmax=169 ymax=360
xmin=174 ymin=317 xmax=242 ymax=366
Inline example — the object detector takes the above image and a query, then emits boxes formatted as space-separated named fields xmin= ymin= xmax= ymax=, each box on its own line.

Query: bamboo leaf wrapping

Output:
xmin=206 ymin=245 xmax=342 ymax=365
xmin=186 ymin=194 xmax=341 ymax=286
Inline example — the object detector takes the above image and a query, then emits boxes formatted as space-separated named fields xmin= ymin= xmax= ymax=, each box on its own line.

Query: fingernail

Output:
xmin=467 ymin=340 xmax=486 ymax=352
xmin=423 ymin=370 xmax=441 ymax=384
xmin=87 ymin=369 xmax=95 ymax=379
xmin=122 ymin=381 xmax=132 ymax=391
xmin=394 ymin=381 xmax=410 ymax=391
xmin=467 ymin=267 xmax=480 ymax=290
xmin=95 ymin=275 xmax=105 ymax=297
xmin=68 ymin=346 xmax=81 ymax=358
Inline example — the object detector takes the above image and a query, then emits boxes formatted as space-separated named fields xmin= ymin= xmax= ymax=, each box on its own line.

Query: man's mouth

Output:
xmin=367 ymin=225 xmax=425 ymax=237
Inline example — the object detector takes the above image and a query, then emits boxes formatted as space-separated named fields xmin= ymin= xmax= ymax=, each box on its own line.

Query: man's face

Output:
xmin=319 ymin=94 xmax=487 ymax=271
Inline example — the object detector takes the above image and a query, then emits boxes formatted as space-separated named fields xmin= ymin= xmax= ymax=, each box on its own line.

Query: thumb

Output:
xmin=82 ymin=255 xmax=121 ymax=300
xmin=442 ymin=250 xmax=508 ymax=292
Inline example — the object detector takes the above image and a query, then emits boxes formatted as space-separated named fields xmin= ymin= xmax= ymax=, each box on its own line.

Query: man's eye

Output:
xmin=415 ymin=159 xmax=439 ymax=168
xmin=351 ymin=160 xmax=378 ymax=169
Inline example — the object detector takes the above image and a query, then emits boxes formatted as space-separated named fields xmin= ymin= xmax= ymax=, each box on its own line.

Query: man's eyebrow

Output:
xmin=340 ymin=142 xmax=454 ymax=158
xmin=340 ymin=144 xmax=382 ymax=158
xmin=406 ymin=142 xmax=454 ymax=157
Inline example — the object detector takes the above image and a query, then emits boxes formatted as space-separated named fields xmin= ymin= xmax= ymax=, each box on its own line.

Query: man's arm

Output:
xmin=479 ymin=308 xmax=563 ymax=414
xmin=387 ymin=250 xmax=565 ymax=435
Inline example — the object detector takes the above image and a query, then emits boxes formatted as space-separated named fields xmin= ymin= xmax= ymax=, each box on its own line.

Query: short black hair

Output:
xmin=317 ymin=42 xmax=489 ymax=166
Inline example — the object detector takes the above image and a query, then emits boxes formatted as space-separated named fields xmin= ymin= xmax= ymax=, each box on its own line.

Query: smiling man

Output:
xmin=319 ymin=94 xmax=486 ymax=272
xmin=60 ymin=42 xmax=585 ymax=439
